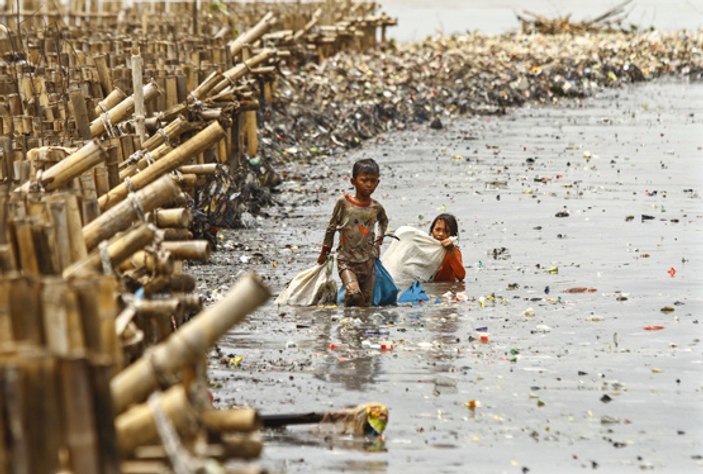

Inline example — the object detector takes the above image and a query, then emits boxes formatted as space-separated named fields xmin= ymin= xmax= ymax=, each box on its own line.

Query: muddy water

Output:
xmin=200 ymin=79 xmax=702 ymax=473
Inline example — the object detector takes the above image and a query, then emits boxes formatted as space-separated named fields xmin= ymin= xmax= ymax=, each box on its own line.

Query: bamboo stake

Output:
xmin=131 ymin=47 xmax=146 ymax=144
xmin=83 ymin=175 xmax=179 ymax=250
xmin=70 ymin=88 xmax=92 ymax=140
xmin=59 ymin=357 xmax=102 ymax=473
xmin=111 ymin=272 xmax=270 ymax=413
xmin=94 ymin=54 xmax=113 ymax=96
xmin=63 ymin=223 xmax=155 ymax=277
xmin=99 ymin=121 xmax=224 ymax=211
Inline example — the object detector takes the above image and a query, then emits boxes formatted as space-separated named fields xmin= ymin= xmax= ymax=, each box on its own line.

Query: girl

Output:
xmin=429 ymin=213 xmax=466 ymax=282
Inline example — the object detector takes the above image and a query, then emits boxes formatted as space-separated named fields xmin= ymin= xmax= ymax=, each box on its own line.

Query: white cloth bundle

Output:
xmin=275 ymin=258 xmax=338 ymax=306
xmin=380 ymin=226 xmax=451 ymax=288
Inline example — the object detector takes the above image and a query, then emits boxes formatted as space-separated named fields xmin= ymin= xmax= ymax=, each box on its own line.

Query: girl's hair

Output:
xmin=429 ymin=213 xmax=459 ymax=237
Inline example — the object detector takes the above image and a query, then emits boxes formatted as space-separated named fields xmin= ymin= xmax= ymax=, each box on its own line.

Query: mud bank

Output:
xmin=195 ymin=79 xmax=702 ymax=473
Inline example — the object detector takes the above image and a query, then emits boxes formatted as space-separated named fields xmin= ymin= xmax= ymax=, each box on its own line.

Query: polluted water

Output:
xmin=196 ymin=78 xmax=703 ymax=473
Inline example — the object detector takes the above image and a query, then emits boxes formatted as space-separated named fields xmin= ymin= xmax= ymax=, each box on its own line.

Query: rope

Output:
xmin=98 ymin=240 xmax=112 ymax=275
xmin=147 ymin=391 xmax=202 ymax=474
xmin=128 ymin=192 xmax=146 ymax=221
xmin=97 ymin=101 xmax=109 ymax=114
xmin=99 ymin=111 xmax=118 ymax=137
xmin=157 ymin=128 xmax=174 ymax=147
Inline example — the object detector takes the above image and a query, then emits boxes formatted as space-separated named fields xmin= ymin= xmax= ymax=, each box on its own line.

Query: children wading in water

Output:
xmin=318 ymin=159 xmax=389 ymax=307
xmin=430 ymin=213 xmax=466 ymax=282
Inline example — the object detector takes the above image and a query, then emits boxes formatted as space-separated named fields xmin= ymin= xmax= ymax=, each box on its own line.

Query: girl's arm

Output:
xmin=447 ymin=248 xmax=466 ymax=281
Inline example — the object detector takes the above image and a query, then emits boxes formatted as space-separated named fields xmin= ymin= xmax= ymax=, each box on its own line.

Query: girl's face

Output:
xmin=432 ymin=219 xmax=450 ymax=241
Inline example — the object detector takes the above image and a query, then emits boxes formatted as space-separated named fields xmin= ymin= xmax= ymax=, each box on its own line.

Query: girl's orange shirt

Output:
xmin=433 ymin=247 xmax=466 ymax=282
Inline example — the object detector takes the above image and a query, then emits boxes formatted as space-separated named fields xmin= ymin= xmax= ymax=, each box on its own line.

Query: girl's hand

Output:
xmin=317 ymin=252 xmax=328 ymax=265
xmin=440 ymin=238 xmax=454 ymax=249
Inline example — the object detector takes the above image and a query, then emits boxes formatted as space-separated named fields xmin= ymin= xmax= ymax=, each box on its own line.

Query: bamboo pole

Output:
xmin=177 ymin=163 xmax=218 ymax=175
xmin=16 ymin=140 xmax=107 ymax=193
xmin=135 ymin=298 xmax=183 ymax=320
xmin=99 ymin=121 xmax=225 ymax=211
xmin=201 ymin=408 xmax=259 ymax=433
xmin=161 ymin=240 xmax=209 ymax=261
xmin=119 ymin=143 xmax=173 ymax=181
xmin=70 ymin=88 xmax=92 ymax=140
xmin=115 ymin=384 xmax=198 ymax=454
xmin=228 ymin=12 xmax=276 ymax=60
xmin=90 ymin=81 xmax=160 ymax=138
xmin=63 ymin=223 xmax=155 ymax=277
xmin=210 ymin=49 xmax=277 ymax=97
xmin=131 ymin=47 xmax=146 ymax=144
xmin=150 ymin=207 xmax=192 ymax=228
xmin=83 ymin=175 xmax=179 ymax=250
xmin=140 ymin=116 xmax=189 ymax=152
xmin=94 ymin=54 xmax=114 ymax=96
xmin=94 ymin=88 xmax=127 ymax=117
xmin=161 ymin=228 xmax=192 ymax=241
xmin=111 ymin=272 xmax=270 ymax=413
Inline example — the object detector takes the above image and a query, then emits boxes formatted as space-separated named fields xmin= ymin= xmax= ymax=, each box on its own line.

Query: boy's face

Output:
xmin=351 ymin=172 xmax=380 ymax=199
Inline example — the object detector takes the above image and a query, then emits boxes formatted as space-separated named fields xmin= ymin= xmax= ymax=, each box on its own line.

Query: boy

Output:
xmin=317 ymin=158 xmax=388 ymax=307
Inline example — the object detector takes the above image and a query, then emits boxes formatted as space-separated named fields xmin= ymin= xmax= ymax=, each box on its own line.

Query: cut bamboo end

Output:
xmin=201 ymin=408 xmax=260 ymax=433
xmin=161 ymin=241 xmax=210 ymax=261
xmin=150 ymin=208 xmax=192 ymax=228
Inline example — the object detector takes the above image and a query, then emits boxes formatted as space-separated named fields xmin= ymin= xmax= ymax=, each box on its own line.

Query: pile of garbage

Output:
xmin=257 ymin=28 xmax=702 ymax=168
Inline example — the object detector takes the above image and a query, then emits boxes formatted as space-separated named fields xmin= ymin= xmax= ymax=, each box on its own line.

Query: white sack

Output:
xmin=275 ymin=258 xmax=338 ymax=306
xmin=381 ymin=226 xmax=451 ymax=288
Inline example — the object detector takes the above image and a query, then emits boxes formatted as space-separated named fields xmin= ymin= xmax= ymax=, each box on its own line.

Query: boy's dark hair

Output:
xmin=352 ymin=158 xmax=380 ymax=178
xmin=430 ymin=213 xmax=459 ymax=237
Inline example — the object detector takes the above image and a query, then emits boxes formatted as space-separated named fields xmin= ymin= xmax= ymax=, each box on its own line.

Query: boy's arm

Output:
xmin=318 ymin=199 xmax=343 ymax=264
xmin=374 ymin=204 xmax=389 ymax=257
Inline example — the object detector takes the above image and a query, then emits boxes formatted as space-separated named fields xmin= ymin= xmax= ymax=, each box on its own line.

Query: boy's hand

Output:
xmin=440 ymin=238 xmax=454 ymax=249
xmin=317 ymin=252 xmax=328 ymax=265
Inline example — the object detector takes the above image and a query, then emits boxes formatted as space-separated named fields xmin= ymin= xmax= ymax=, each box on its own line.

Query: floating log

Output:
xmin=111 ymin=272 xmax=270 ymax=413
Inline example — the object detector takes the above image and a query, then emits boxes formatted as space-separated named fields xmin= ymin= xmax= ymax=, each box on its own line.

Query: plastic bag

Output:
xmin=398 ymin=281 xmax=429 ymax=304
xmin=337 ymin=259 xmax=399 ymax=306
xmin=275 ymin=258 xmax=338 ymax=306
xmin=380 ymin=226 xmax=451 ymax=288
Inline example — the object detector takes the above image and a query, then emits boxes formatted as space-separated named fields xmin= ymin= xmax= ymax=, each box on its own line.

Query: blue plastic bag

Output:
xmin=398 ymin=281 xmax=429 ymax=305
xmin=337 ymin=259 xmax=399 ymax=306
